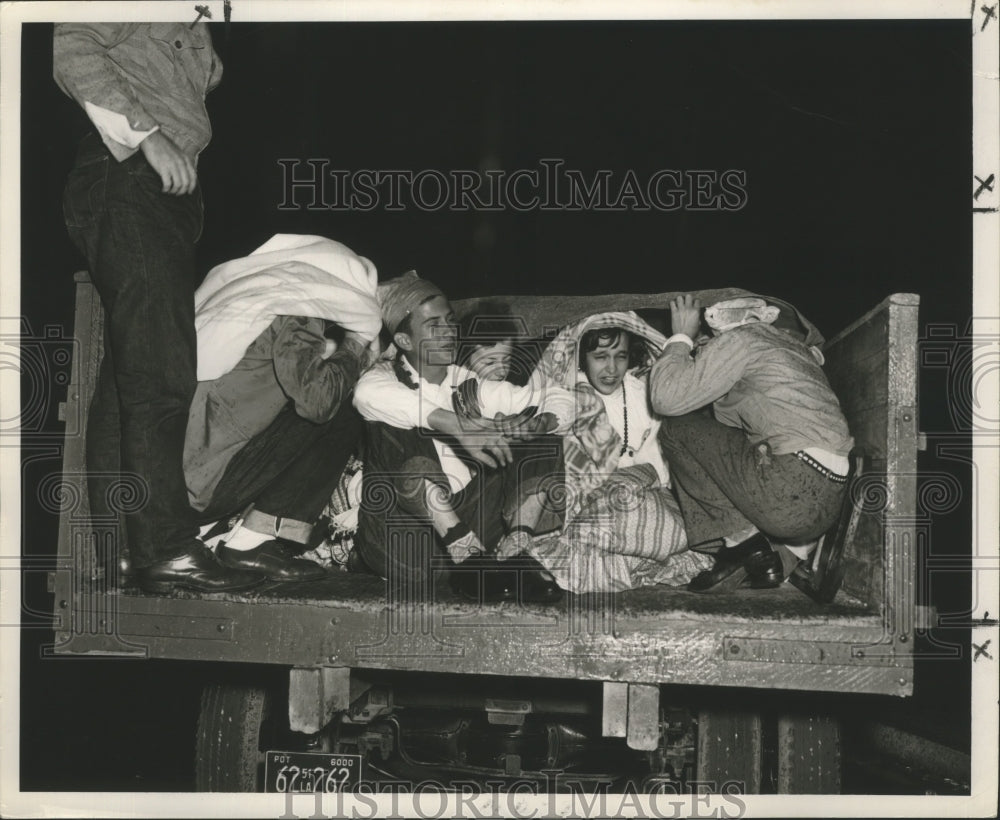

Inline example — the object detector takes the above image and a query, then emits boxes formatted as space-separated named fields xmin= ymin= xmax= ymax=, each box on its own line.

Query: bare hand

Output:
xmin=456 ymin=431 xmax=514 ymax=469
xmin=139 ymin=131 xmax=197 ymax=195
xmin=669 ymin=294 xmax=703 ymax=339
xmin=500 ymin=411 xmax=557 ymax=440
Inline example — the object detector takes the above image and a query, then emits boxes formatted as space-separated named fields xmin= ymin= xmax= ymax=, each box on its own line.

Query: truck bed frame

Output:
xmin=51 ymin=277 xmax=920 ymax=704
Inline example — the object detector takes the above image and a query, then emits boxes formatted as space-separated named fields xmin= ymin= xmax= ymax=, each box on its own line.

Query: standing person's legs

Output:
xmin=64 ymin=136 xmax=260 ymax=592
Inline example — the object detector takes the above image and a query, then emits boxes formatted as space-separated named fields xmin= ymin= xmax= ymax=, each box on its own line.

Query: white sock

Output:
xmin=223 ymin=526 xmax=271 ymax=552
xmin=447 ymin=531 xmax=485 ymax=563
xmin=779 ymin=539 xmax=819 ymax=561
xmin=723 ymin=525 xmax=759 ymax=548
xmin=199 ymin=521 xmax=229 ymax=550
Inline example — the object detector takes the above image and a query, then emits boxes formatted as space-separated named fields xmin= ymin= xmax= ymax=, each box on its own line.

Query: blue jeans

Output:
xmin=658 ymin=411 xmax=845 ymax=547
xmin=64 ymin=134 xmax=203 ymax=568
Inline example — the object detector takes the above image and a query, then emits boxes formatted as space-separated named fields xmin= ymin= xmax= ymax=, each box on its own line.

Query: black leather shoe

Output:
xmin=136 ymin=543 xmax=266 ymax=594
xmin=744 ymin=548 xmax=784 ymax=589
xmin=507 ymin=554 xmax=564 ymax=604
xmin=345 ymin=547 xmax=376 ymax=576
xmin=688 ymin=533 xmax=774 ymax=593
xmin=449 ymin=555 xmax=517 ymax=603
xmin=218 ymin=540 xmax=327 ymax=582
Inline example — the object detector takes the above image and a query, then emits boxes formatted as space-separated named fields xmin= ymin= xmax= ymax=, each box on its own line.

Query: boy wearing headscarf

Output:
xmin=650 ymin=295 xmax=854 ymax=593
xmin=352 ymin=273 xmax=572 ymax=603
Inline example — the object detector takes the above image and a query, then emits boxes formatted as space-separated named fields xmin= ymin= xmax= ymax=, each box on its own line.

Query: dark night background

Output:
xmin=17 ymin=19 xmax=974 ymax=791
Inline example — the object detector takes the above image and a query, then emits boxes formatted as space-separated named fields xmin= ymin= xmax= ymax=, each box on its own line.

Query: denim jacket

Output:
xmin=54 ymin=23 xmax=222 ymax=161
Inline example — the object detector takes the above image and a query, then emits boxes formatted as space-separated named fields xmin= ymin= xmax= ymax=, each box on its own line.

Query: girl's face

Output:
xmin=467 ymin=340 xmax=513 ymax=381
xmin=583 ymin=333 xmax=630 ymax=395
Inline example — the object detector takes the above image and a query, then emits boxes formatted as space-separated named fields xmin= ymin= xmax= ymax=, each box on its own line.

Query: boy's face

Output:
xmin=467 ymin=340 xmax=513 ymax=381
xmin=583 ymin=333 xmax=630 ymax=395
xmin=399 ymin=295 xmax=458 ymax=369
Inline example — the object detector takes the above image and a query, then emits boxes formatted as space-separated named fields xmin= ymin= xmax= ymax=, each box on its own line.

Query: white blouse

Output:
xmin=578 ymin=369 xmax=670 ymax=486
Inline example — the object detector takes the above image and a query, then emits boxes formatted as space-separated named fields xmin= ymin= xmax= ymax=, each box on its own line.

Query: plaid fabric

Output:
xmin=496 ymin=312 xmax=710 ymax=592
xmin=508 ymin=465 xmax=711 ymax=593
xmin=304 ymin=454 xmax=364 ymax=569
xmin=537 ymin=311 xmax=666 ymax=527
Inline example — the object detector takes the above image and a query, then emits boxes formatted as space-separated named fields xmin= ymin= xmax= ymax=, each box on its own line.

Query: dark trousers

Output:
xmin=202 ymin=400 xmax=363 ymax=535
xmin=658 ymin=412 xmax=845 ymax=547
xmin=356 ymin=422 xmax=564 ymax=583
xmin=65 ymin=134 xmax=203 ymax=568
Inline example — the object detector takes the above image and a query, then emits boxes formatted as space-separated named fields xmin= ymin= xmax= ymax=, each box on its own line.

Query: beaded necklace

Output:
xmin=619 ymin=380 xmax=631 ymax=457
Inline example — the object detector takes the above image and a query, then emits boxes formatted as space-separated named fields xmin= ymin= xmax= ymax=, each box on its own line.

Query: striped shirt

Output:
xmin=650 ymin=322 xmax=854 ymax=464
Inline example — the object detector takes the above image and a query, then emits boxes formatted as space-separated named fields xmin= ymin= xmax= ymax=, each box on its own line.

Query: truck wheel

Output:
xmin=776 ymin=712 xmax=841 ymax=793
xmin=195 ymin=682 xmax=270 ymax=791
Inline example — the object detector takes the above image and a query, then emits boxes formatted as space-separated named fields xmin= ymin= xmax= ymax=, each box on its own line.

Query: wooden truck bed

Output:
xmin=51 ymin=276 xmax=920 ymax=698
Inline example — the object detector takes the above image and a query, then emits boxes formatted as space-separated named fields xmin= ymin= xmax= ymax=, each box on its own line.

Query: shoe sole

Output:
xmin=745 ymin=575 xmax=784 ymax=590
xmin=218 ymin=559 xmax=328 ymax=584
xmin=138 ymin=578 xmax=265 ymax=594
xmin=689 ymin=564 xmax=750 ymax=594
xmin=258 ymin=571 xmax=327 ymax=583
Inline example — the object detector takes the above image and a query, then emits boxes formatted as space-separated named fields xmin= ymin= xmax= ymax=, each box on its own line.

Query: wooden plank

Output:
xmin=826 ymin=357 xmax=889 ymax=420
xmin=837 ymin=406 xmax=889 ymax=460
xmin=821 ymin=295 xmax=918 ymax=614
xmin=822 ymin=293 xmax=919 ymax=349
xmin=841 ymin=512 xmax=884 ymax=606
xmin=53 ymin=275 xmax=105 ymax=624
xmin=882 ymin=300 xmax=919 ymax=626
xmin=53 ymin=588 xmax=913 ymax=696
xmin=453 ymin=288 xmax=824 ymax=344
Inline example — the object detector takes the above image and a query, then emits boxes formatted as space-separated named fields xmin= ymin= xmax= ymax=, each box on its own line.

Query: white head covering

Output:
xmin=704 ymin=297 xmax=780 ymax=333
xmin=194 ymin=234 xmax=381 ymax=381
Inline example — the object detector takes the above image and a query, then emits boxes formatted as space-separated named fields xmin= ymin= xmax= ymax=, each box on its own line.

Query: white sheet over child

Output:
xmin=194 ymin=234 xmax=382 ymax=381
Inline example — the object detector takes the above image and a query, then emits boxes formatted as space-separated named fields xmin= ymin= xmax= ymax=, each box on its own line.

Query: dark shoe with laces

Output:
xmin=449 ymin=554 xmax=565 ymax=605
xmin=135 ymin=542 xmax=266 ymax=594
xmin=743 ymin=546 xmax=784 ymax=589
xmin=449 ymin=554 xmax=517 ymax=603
xmin=688 ymin=533 xmax=775 ymax=593
xmin=217 ymin=539 xmax=327 ymax=582
xmin=507 ymin=554 xmax=564 ymax=604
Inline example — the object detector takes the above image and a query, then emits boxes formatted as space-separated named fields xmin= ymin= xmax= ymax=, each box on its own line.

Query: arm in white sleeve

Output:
xmin=353 ymin=366 xmax=427 ymax=429
xmin=477 ymin=378 xmax=576 ymax=431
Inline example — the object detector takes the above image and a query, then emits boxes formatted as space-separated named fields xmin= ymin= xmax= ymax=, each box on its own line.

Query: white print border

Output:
xmin=1 ymin=2 xmax=997 ymax=819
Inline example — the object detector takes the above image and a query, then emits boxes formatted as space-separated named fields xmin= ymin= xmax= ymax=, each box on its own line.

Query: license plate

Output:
xmin=264 ymin=751 xmax=363 ymax=793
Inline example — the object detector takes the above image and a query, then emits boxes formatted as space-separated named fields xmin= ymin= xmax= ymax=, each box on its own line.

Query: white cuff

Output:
xmin=664 ymin=333 xmax=695 ymax=349
xmin=84 ymin=100 xmax=159 ymax=149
